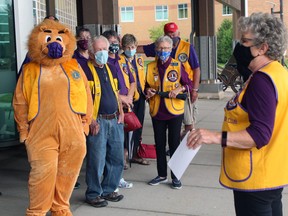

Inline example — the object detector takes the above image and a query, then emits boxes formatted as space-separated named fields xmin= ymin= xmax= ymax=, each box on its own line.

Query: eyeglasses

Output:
xmin=156 ymin=47 xmax=171 ymax=51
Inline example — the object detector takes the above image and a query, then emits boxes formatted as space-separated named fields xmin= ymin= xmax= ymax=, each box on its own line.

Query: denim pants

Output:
xmin=152 ymin=114 xmax=183 ymax=180
xmin=233 ymin=188 xmax=283 ymax=216
xmin=85 ymin=117 xmax=124 ymax=200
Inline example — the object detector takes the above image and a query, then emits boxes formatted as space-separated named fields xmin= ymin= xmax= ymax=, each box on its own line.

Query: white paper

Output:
xmin=168 ymin=131 xmax=201 ymax=180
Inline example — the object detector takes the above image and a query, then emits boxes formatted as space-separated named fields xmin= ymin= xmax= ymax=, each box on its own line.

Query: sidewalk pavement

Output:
xmin=0 ymin=90 xmax=287 ymax=216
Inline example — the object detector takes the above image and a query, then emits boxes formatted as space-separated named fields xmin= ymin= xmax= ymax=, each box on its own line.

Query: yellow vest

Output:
xmin=175 ymin=40 xmax=194 ymax=80
xmin=118 ymin=54 xmax=145 ymax=101
xmin=22 ymin=59 xmax=88 ymax=121
xmin=87 ymin=61 xmax=120 ymax=120
xmin=220 ymin=61 xmax=288 ymax=191
xmin=146 ymin=59 xmax=185 ymax=117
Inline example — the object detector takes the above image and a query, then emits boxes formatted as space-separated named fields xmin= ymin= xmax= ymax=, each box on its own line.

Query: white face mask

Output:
xmin=94 ymin=50 xmax=109 ymax=65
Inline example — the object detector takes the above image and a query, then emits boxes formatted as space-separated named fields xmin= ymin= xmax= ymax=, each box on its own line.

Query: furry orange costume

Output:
xmin=13 ymin=19 xmax=92 ymax=216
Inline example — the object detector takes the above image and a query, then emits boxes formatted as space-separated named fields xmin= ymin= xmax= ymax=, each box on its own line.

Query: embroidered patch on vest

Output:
xmin=226 ymin=94 xmax=238 ymax=110
xmin=137 ymin=58 xmax=143 ymax=67
xmin=167 ymin=70 xmax=178 ymax=82
xmin=178 ymin=53 xmax=188 ymax=63
xmin=72 ymin=71 xmax=81 ymax=79
xmin=122 ymin=64 xmax=129 ymax=74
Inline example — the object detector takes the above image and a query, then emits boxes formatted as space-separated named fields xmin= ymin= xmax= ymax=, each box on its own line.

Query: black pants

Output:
xmin=233 ymin=188 xmax=283 ymax=216
xmin=152 ymin=114 xmax=183 ymax=180
xmin=132 ymin=93 xmax=146 ymax=157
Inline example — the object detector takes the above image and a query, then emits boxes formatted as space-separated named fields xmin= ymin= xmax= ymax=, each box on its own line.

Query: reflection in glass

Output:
xmin=0 ymin=0 xmax=18 ymax=143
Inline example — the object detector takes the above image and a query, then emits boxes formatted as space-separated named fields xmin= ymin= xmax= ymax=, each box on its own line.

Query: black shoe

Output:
xmin=148 ymin=176 xmax=168 ymax=186
xmin=74 ymin=182 xmax=80 ymax=190
xmin=102 ymin=192 xmax=124 ymax=202
xmin=86 ymin=196 xmax=108 ymax=208
xmin=171 ymin=179 xmax=182 ymax=189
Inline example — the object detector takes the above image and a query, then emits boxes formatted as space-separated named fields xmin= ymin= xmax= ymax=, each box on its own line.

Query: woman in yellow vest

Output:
xmin=187 ymin=12 xmax=288 ymax=216
xmin=146 ymin=35 xmax=192 ymax=189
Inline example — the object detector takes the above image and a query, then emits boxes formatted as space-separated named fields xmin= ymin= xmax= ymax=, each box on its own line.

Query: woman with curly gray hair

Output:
xmin=187 ymin=12 xmax=288 ymax=216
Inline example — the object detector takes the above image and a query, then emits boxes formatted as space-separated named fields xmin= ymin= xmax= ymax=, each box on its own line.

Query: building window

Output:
xmin=55 ymin=0 xmax=77 ymax=34
xmin=121 ymin=6 xmax=134 ymax=22
xmin=222 ymin=5 xmax=232 ymax=15
xmin=178 ymin=4 xmax=188 ymax=19
xmin=155 ymin=5 xmax=168 ymax=21
xmin=33 ymin=0 xmax=46 ymax=25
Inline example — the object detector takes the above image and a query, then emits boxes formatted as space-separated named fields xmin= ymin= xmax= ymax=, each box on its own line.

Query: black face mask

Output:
xmin=109 ymin=43 xmax=120 ymax=54
xmin=233 ymin=42 xmax=255 ymax=68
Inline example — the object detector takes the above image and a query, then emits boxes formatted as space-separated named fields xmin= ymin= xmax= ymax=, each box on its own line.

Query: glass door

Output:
xmin=0 ymin=0 xmax=18 ymax=144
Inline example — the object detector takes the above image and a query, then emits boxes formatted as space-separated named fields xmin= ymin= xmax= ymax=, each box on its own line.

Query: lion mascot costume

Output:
xmin=13 ymin=19 xmax=92 ymax=216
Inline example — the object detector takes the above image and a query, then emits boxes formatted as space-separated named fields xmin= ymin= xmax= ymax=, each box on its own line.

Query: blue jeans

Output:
xmin=85 ymin=118 xmax=124 ymax=200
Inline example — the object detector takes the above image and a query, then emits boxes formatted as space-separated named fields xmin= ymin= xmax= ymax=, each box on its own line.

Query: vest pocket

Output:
xmin=223 ymin=148 xmax=253 ymax=182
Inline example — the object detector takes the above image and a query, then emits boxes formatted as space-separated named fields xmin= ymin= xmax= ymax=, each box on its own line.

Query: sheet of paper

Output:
xmin=168 ymin=131 xmax=201 ymax=180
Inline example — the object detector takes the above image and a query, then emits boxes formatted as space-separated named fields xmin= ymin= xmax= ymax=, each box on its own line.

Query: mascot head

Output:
xmin=28 ymin=19 xmax=76 ymax=66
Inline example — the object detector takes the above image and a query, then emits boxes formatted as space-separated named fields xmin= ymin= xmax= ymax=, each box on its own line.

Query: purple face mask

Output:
xmin=77 ymin=39 xmax=89 ymax=50
xmin=47 ymin=42 xmax=63 ymax=59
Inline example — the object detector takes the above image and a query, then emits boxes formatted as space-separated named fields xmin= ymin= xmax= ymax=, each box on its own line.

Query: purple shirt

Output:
xmin=241 ymin=72 xmax=276 ymax=149
xmin=73 ymin=49 xmax=93 ymax=79
xmin=108 ymin=54 xmax=135 ymax=96
xmin=143 ymin=39 xmax=200 ymax=70
xmin=147 ymin=57 xmax=193 ymax=120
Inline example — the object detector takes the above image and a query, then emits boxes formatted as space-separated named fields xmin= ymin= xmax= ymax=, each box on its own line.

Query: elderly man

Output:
xmin=85 ymin=35 xmax=124 ymax=208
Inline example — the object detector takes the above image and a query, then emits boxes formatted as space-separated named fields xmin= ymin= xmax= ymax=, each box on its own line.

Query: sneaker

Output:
xmin=119 ymin=178 xmax=133 ymax=189
xmin=102 ymin=192 xmax=124 ymax=202
xmin=171 ymin=179 xmax=182 ymax=189
xmin=86 ymin=196 xmax=108 ymax=208
xmin=114 ymin=188 xmax=119 ymax=193
xmin=74 ymin=182 xmax=80 ymax=190
xmin=148 ymin=176 xmax=168 ymax=186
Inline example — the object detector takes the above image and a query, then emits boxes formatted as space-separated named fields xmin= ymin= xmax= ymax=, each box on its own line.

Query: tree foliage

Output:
xmin=148 ymin=22 xmax=166 ymax=42
xmin=217 ymin=19 xmax=233 ymax=64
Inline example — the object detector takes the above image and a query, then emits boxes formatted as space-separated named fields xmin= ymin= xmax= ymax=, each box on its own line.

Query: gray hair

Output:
xmin=155 ymin=36 xmax=173 ymax=49
xmin=121 ymin=34 xmax=137 ymax=48
xmin=89 ymin=35 xmax=109 ymax=53
xmin=238 ymin=12 xmax=288 ymax=60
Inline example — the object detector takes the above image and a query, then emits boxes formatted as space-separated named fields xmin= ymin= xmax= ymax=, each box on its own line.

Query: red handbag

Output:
xmin=124 ymin=111 xmax=142 ymax=132
xmin=138 ymin=143 xmax=157 ymax=159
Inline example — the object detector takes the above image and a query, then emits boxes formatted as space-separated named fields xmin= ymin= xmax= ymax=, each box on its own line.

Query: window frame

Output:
xmin=222 ymin=5 xmax=232 ymax=16
xmin=120 ymin=6 xmax=134 ymax=23
xmin=155 ymin=5 xmax=168 ymax=21
xmin=178 ymin=3 xmax=188 ymax=20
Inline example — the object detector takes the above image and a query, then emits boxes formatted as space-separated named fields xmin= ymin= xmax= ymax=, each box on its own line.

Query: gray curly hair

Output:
xmin=238 ymin=12 xmax=288 ymax=61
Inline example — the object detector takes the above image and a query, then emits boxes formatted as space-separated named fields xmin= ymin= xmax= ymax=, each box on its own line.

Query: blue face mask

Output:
xmin=94 ymin=50 xmax=109 ymax=65
xmin=124 ymin=49 xmax=136 ymax=58
xmin=156 ymin=51 xmax=171 ymax=61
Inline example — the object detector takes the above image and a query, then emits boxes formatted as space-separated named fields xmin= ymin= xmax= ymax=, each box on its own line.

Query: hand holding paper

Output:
xmin=168 ymin=131 xmax=201 ymax=180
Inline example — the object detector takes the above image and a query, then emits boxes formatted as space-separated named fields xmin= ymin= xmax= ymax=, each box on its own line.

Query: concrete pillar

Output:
xmin=46 ymin=0 xmax=56 ymax=17
xmin=192 ymin=0 xmax=223 ymax=99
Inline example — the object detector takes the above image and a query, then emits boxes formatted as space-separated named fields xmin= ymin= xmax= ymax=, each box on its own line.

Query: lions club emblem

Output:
xmin=167 ymin=70 xmax=178 ymax=82
xmin=72 ymin=71 xmax=80 ymax=79
xmin=178 ymin=53 xmax=188 ymax=63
